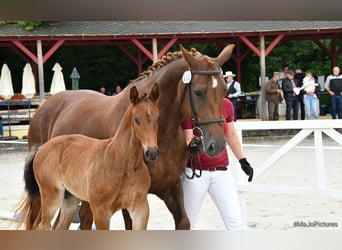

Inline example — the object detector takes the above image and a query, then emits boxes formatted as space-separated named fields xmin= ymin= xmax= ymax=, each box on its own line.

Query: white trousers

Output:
xmin=181 ymin=167 xmax=248 ymax=230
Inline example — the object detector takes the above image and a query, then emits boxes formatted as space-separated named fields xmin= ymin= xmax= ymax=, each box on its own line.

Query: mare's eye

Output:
xmin=134 ymin=117 xmax=140 ymax=125
xmin=195 ymin=90 xmax=203 ymax=97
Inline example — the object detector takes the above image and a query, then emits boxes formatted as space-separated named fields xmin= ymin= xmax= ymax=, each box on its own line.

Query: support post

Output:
xmin=259 ymin=35 xmax=267 ymax=121
xmin=37 ymin=40 xmax=45 ymax=102
xmin=152 ymin=38 xmax=158 ymax=63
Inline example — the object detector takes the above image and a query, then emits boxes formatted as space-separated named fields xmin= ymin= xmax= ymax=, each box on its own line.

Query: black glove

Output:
xmin=187 ymin=136 xmax=203 ymax=154
xmin=239 ymin=158 xmax=253 ymax=182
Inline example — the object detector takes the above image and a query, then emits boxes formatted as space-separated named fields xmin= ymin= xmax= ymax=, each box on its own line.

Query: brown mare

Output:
xmin=24 ymin=44 xmax=235 ymax=230
xmin=18 ymin=84 xmax=160 ymax=230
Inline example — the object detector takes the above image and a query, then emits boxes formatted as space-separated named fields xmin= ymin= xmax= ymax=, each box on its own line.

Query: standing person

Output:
xmin=181 ymin=98 xmax=253 ymax=230
xmin=325 ymin=66 xmax=342 ymax=119
xmin=265 ymin=72 xmax=282 ymax=120
xmin=99 ymin=85 xmax=111 ymax=96
xmin=282 ymin=70 xmax=300 ymax=120
xmin=223 ymin=71 xmax=241 ymax=121
xmin=113 ymin=84 xmax=123 ymax=95
xmin=300 ymin=72 xmax=320 ymax=120
xmin=294 ymin=66 xmax=306 ymax=120
xmin=281 ymin=64 xmax=289 ymax=80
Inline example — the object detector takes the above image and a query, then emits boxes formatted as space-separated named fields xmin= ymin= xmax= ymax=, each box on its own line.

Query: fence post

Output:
xmin=314 ymin=129 xmax=326 ymax=188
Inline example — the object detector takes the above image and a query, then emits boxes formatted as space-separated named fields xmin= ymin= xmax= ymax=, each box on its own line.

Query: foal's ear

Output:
xmin=149 ymin=83 xmax=159 ymax=102
xmin=130 ymin=86 xmax=139 ymax=104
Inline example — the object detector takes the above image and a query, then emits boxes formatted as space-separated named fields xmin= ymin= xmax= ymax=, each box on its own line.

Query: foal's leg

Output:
xmin=91 ymin=205 xmax=112 ymax=230
xmin=54 ymin=196 xmax=80 ymax=230
xmin=36 ymin=189 xmax=64 ymax=230
xmin=129 ymin=196 xmax=149 ymax=230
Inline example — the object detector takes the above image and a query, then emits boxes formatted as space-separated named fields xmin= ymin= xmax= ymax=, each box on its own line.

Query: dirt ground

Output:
xmin=1 ymin=135 xmax=341 ymax=230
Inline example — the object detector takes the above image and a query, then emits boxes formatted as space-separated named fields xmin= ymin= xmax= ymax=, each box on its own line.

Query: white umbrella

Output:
xmin=50 ymin=62 xmax=66 ymax=95
xmin=21 ymin=63 xmax=36 ymax=99
xmin=0 ymin=63 xmax=17 ymax=139
xmin=0 ymin=63 xmax=14 ymax=100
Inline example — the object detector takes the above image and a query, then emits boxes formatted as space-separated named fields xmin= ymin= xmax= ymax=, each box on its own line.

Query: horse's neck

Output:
xmin=157 ymin=60 xmax=187 ymax=132
xmin=107 ymin=108 xmax=142 ymax=163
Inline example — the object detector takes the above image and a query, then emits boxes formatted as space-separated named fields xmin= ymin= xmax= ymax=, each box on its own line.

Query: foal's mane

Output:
xmin=130 ymin=48 xmax=202 ymax=83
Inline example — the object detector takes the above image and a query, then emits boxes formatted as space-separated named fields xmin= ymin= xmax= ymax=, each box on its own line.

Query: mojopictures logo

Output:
xmin=293 ymin=221 xmax=338 ymax=228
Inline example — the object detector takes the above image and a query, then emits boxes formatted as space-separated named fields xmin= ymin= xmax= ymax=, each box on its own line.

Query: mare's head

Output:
xmin=179 ymin=44 xmax=235 ymax=157
xmin=130 ymin=83 xmax=160 ymax=161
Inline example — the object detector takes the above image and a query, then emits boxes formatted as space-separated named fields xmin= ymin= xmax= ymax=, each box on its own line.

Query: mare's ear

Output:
xmin=180 ymin=44 xmax=198 ymax=68
xmin=149 ymin=83 xmax=159 ymax=102
xmin=130 ymin=86 xmax=139 ymax=104
xmin=213 ymin=44 xmax=235 ymax=67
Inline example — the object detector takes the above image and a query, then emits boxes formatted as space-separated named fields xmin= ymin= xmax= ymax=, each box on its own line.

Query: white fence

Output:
xmin=233 ymin=119 xmax=342 ymax=199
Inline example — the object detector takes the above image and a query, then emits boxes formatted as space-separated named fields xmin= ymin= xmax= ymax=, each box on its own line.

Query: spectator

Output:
xmin=324 ymin=66 xmax=342 ymax=119
xmin=113 ymin=84 xmax=123 ymax=95
xmin=281 ymin=70 xmax=299 ymax=120
xmin=294 ymin=66 xmax=306 ymax=120
xmin=223 ymin=71 xmax=241 ymax=121
xmin=300 ymin=72 xmax=320 ymax=120
xmin=99 ymin=86 xmax=111 ymax=96
xmin=265 ymin=72 xmax=282 ymax=120
xmin=281 ymin=64 xmax=289 ymax=80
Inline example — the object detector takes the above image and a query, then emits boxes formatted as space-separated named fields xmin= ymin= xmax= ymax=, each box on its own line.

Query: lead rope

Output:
xmin=184 ymin=153 xmax=202 ymax=179
xmin=184 ymin=126 xmax=204 ymax=179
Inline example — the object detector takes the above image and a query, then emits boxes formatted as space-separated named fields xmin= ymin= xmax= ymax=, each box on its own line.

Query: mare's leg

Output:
xmin=79 ymin=201 xmax=94 ymax=230
xmin=159 ymin=180 xmax=190 ymax=230
xmin=54 ymin=196 xmax=81 ymax=230
xmin=121 ymin=209 xmax=132 ymax=230
xmin=129 ymin=197 xmax=149 ymax=230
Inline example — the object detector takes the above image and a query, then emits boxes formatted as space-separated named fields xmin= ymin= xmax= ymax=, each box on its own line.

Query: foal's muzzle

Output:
xmin=144 ymin=147 xmax=160 ymax=161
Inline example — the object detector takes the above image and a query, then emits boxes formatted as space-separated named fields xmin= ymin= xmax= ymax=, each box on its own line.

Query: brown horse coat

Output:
xmin=19 ymin=84 xmax=160 ymax=230
xmin=26 ymin=44 xmax=235 ymax=229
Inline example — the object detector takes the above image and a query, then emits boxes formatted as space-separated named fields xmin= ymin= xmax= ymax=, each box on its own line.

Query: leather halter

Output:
xmin=180 ymin=68 xmax=225 ymax=128
xmin=181 ymin=68 xmax=225 ymax=179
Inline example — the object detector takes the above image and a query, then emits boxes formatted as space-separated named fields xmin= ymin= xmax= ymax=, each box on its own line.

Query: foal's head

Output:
xmin=130 ymin=83 xmax=160 ymax=161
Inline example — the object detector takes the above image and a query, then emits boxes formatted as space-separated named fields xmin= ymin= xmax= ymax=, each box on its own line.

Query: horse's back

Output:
xmin=28 ymin=90 xmax=128 ymax=149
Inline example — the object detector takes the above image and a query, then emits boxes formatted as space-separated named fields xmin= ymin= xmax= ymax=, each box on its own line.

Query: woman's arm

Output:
xmin=183 ymin=129 xmax=194 ymax=146
xmin=225 ymin=121 xmax=245 ymax=160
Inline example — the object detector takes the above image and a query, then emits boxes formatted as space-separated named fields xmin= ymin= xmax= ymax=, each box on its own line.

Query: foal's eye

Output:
xmin=134 ymin=117 xmax=140 ymax=125
xmin=195 ymin=90 xmax=203 ymax=97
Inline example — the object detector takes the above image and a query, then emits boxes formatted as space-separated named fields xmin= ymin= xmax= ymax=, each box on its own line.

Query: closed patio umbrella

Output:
xmin=0 ymin=63 xmax=17 ymax=139
xmin=50 ymin=62 xmax=66 ymax=95
xmin=21 ymin=63 xmax=36 ymax=122
xmin=21 ymin=63 xmax=36 ymax=99
xmin=0 ymin=63 xmax=14 ymax=100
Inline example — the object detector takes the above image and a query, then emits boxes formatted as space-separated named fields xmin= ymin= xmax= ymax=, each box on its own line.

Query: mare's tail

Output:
xmin=15 ymin=145 xmax=41 ymax=230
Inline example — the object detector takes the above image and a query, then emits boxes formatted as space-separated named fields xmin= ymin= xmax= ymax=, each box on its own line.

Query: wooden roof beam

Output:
xmin=12 ymin=39 xmax=65 ymax=64
xmin=240 ymin=34 xmax=285 ymax=57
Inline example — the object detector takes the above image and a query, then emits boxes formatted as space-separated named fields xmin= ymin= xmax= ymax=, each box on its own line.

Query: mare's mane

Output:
xmin=130 ymin=48 xmax=202 ymax=83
